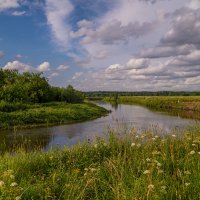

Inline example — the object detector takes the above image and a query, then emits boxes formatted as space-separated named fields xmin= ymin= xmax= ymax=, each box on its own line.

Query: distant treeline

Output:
xmin=0 ymin=69 xmax=84 ymax=103
xmin=85 ymin=91 xmax=200 ymax=98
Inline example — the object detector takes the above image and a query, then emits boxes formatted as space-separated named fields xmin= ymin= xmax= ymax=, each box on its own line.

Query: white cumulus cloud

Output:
xmin=0 ymin=0 xmax=19 ymax=12
xmin=37 ymin=61 xmax=50 ymax=72
xmin=45 ymin=0 xmax=74 ymax=49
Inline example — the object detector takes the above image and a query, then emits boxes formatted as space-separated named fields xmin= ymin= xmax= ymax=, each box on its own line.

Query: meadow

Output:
xmin=0 ymin=126 xmax=199 ymax=199
xmin=0 ymin=101 xmax=109 ymax=129
xmin=105 ymin=96 xmax=200 ymax=112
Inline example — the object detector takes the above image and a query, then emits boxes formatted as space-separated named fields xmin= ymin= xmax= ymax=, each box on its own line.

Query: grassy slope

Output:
xmin=0 ymin=102 xmax=109 ymax=129
xmin=0 ymin=127 xmax=199 ymax=199
xmin=105 ymin=96 xmax=200 ymax=111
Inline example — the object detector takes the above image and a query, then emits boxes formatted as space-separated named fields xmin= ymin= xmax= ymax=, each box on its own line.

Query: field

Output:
xmin=0 ymin=101 xmax=109 ymax=129
xmin=105 ymin=96 xmax=200 ymax=111
xmin=0 ymin=126 xmax=199 ymax=199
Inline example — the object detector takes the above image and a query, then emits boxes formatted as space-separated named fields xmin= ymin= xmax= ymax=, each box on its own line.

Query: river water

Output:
xmin=0 ymin=102 xmax=198 ymax=151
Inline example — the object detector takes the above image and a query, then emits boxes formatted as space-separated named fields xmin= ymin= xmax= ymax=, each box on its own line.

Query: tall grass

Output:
xmin=0 ymin=126 xmax=199 ymax=199
xmin=105 ymin=96 xmax=200 ymax=112
xmin=0 ymin=102 xmax=109 ymax=129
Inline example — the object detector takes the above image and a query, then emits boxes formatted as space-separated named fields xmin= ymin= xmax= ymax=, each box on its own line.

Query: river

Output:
xmin=0 ymin=102 xmax=198 ymax=152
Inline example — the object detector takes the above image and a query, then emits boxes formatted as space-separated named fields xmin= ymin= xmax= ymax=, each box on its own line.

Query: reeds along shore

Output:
xmin=0 ymin=126 xmax=199 ymax=199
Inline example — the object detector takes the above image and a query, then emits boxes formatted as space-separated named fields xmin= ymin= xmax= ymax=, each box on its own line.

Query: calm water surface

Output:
xmin=0 ymin=102 xmax=198 ymax=151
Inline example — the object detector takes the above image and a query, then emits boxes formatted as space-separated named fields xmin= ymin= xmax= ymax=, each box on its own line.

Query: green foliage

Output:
xmin=0 ymin=126 xmax=199 ymax=199
xmin=0 ymin=70 xmax=50 ymax=103
xmin=61 ymin=85 xmax=84 ymax=103
xmin=0 ymin=69 xmax=84 ymax=104
xmin=0 ymin=102 xmax=109 ymax=129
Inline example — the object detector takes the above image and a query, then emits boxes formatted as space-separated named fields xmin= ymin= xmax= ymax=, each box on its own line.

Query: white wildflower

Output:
xmin=0 ymin=181 xmax=5 ymax=187
xmin=94 ymin=144 xmax=98 ymax=148
xmin=15 ymin=196 xmax=21 ymax=200
xmin=10 ymin=175 xmax=15 ymax=179
xmin=161 ymin=186 xmax=166 ymax=190
xmin=152 ymin=137 xmax=156 ymax=141
xmin=184 ymin=170 xmax=191 ymax=175
xmin=137 ymin=144 xmax=141 ymax=148
xmin=143 ymin=170 xmax=150 ymax=174
xmin=189 ymin=150 xmax=195 ymax=155
xmin=158 ymin=170 xmax=164 ymax=174
xmin=172 ymin=135 xmax=176 ymax=138
xmin=10 ymin=182 xmax=18 ymax=187
xmin=146 ymin=158 xmax=151 ymax=162
xmin=185 ymin=182 xmax=190 ymax=187
xmin=131 ymin=143 xmax=136 ymax=147
xmin=147 ymin=184 xmax=154 ymax=190
xmin=157 ymin=162 xmax=162 ymax=167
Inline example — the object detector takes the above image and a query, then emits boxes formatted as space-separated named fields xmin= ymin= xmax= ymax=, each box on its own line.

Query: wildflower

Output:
xmin=184 ymin=170 xmax=191 ymax=175
xmin=49 ymin=156 xmax=53 ymax=160
xmin=10 ymin=175 xmax=15 ymax=179
xmin=84 ymin=173 xmax=87 ymax=176
xmin=94 ymin=144 xmax=98 ymax=148
xmin=157 ymin=162 xmax=162 ymax=167
xmin=155 ymin=135 xmax=159 ymax=139
xmin=141 ymin=135 xmax=145 ymax=139
xmin=192 ymin=144 xmax=196 ymax=147
xmin=90 ymin=168 xmax=96 ymax=172
xmin=143 ymin=170 xmax=150 ymax=174
xmin=10 ymin=182 xmax=18 ymax=187
xmin=158 ymin=170 xmax=164 ymax=174
xmin=189 ymin=150 xmax=195 ymax=155
xmin=15 ymin=196 xmax=21 ymax=200
xmin=135 ymin=135 xmax=139 ymax=139
xmin=152 ymin=137 xmax=156 ymax=141
xmin=131 ymin=143 xmax=136 ymax=147
xmin=161 ymin=185 xmax=167 ymax=193
xmin=146 ymin=158 xmax=151 ymax=162
xmin=161 ymin=186 xmax=166 ymax=190
xmin=172 ymin=135 xmax=176 ymax=138
xmin=152 ymin=151 xmax=161 ymax=155
xmin=147 ymin=184 xmax=154 ymax=190
xmin=185 ymin=182 xmax=190 ymax=187
xmin=0 ymin=181 xmax=5 ymax=187
xmin=198 ymin=152 xmax=200 ymax=155
xmin=137 ymin=144 xmax=141 ymax=148
xmin=84 ymin=168 xmax=88 ymax=171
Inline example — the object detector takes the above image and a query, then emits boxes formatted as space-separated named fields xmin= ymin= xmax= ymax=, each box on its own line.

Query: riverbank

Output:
xmin=105 ymin=96 xmax=200 ymax=112
xmin=0 ymin=126 xmax=199 ymax=199
xmin=0 ymin=102 xmax=109 ymax=129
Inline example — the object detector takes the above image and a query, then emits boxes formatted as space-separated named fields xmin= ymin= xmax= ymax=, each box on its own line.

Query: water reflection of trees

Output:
xmin=0 ymin=130 xmax=51 ymax=153
xmin=110 ymin=102 xmax=118 ymax=110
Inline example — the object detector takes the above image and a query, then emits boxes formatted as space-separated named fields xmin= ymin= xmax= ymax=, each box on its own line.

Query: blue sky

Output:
xmin=0 ymin=0 xmax=200 ymax=91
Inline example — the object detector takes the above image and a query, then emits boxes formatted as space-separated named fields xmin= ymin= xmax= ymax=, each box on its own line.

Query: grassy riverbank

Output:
xmin=0 ymin=102 xmax=109 ymax=129
xmin=105 ymin=96 xmax=200 ymax=112
xmin=0 ymin=126 xmax=199 ymax=199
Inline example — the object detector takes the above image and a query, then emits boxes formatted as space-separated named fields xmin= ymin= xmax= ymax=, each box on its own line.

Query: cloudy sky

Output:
xmin=0 ymin=0 xmax=200 ymax=91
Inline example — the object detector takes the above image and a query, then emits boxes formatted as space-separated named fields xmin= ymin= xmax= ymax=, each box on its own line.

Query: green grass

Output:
xmin=105 ymin=96 xmax=200 ymax=111
xmin=0 ymin=126 xmax=199 ymax=199
xmin=0 ymin=102 xmax=109 ymax=129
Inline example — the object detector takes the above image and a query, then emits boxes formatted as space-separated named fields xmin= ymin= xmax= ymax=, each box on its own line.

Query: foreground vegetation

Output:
xmin=105 ymin=96 xmax=200 ymax=112
xmin=0 ymin=126 xmax=199 ymax=199
xmin=0 ymin=102 xmax=109 ymax=129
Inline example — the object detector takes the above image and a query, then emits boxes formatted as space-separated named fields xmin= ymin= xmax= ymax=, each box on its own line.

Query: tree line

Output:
xmin=0 ymin=69 xmax=84 ymax=103
xmin=86 ymin=91 xmax=200 ymax=98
